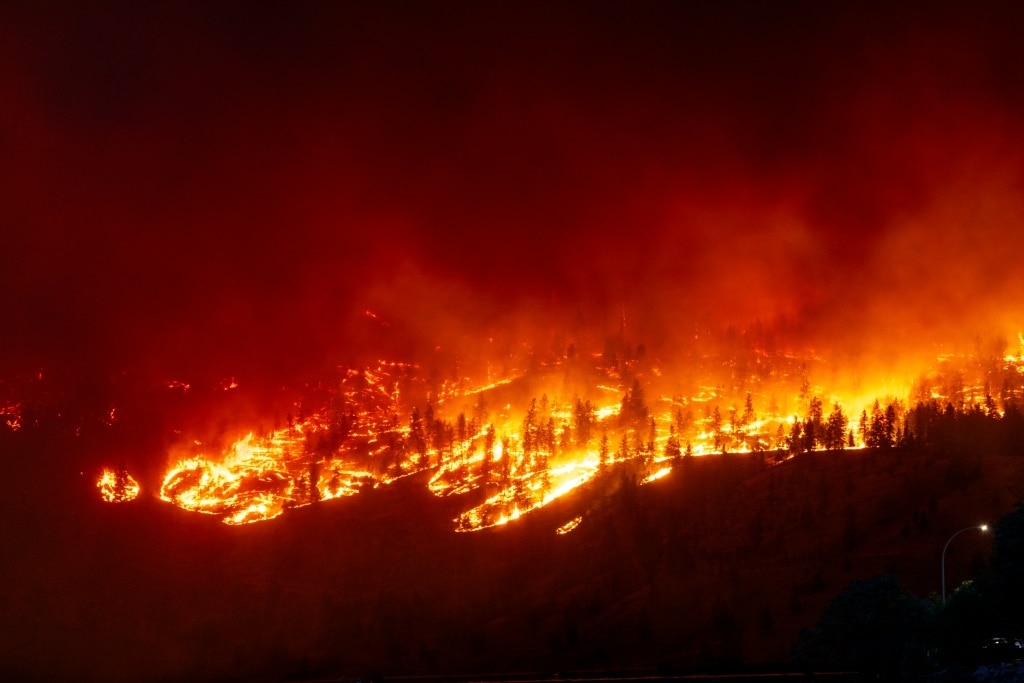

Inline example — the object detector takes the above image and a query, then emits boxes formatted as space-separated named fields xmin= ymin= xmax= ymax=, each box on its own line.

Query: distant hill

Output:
xmin=2 ymin=427 xmax=1020 ymax=681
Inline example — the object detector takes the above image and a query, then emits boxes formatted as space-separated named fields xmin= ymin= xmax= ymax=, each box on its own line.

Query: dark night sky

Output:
xmin=4 ymin=1 xmax=1024 ymax=381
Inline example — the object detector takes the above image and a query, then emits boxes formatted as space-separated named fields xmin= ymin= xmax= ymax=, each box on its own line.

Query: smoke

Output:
xmin=3 ymin=2 xmax=1024 ymax=388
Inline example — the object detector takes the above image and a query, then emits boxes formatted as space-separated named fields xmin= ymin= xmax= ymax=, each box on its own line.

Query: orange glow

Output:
xmin=1 ymin=402 xmax=22 ymax=431
xmin=641 ymin=466 xmax=672 ymax=485
xmin=556 ymin=516 xmax=583 ymax=535
xmin=152 ymin=327 xmax=1024 ymax=530
xmin=97 ymin=467 xmax=140 ymax=503
xmin=159 ymin=427 xmax=376 ymax=525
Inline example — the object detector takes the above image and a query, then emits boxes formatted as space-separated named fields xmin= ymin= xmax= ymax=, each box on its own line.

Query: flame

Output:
xmin=151 ymin=328 xmax=1024 ymax=531
xmin=556 ymin=516 xmax=583 ymax=535
xmin=159 ymin=427 xmax=377 ymax=525
xmin=97 ymin=467 xmax=140 ymax=503
xmin=2 ymin=402 xmax=22 ymax=431
xmin=640 ymin=466 xmax=672 ymax=485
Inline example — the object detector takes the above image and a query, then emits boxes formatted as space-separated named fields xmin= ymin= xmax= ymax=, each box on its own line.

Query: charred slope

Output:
xmin=0 ymin=434 xmax=1018 ymax=682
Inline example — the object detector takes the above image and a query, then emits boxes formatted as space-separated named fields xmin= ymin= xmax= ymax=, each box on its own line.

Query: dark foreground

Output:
xmin=1 ymin=425 xmax=1018 ymax=681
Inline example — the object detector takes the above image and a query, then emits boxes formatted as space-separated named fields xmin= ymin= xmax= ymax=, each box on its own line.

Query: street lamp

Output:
xmin=942 ymin=524 xmax=988 ymax=607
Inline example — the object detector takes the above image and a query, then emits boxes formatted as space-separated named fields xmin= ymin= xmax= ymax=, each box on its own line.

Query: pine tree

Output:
xmin=743 ymin=392 xmax=756 ymax=425
xmin=711 ymin=406 xmax=723 ymax=452
xmin=805 ymin=397 xmax=824 ymax=451
xmin=826 ymin=403 xmax=848 ymax=450
xmin=665 ymin=425 xmax=682 ymax=461
xmin=472 ymin=392 xmax=489 ymax=426
xmin=409 ymin=407 xmax=427 ymax=465
xmin=482 ymin=425 xmax=495 ymax=480
xmin=457 ymin=412 xmax=467 ymax=447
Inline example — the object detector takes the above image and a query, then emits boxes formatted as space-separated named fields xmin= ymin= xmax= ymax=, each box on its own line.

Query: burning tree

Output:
xmin=97 ymin=463 xmax=140 ymax=503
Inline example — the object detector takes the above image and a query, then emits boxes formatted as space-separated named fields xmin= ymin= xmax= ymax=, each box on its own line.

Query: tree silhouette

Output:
xmin=665 ymin=424 xmax=682 ymax=461
xmin=573 ymin=398 xmax=594 ymax=448
xmin=824 ymin=403 xmax=847 ymax=451
xmin=792 ymin=574 xmax=931 ymax=676
xmin=408 ymin=407 xmax=427 ymax=466
xmin=804 ymin=397 xmax=823 ymax=451
xmin=620 ymin=378 xmax=650 ymax=432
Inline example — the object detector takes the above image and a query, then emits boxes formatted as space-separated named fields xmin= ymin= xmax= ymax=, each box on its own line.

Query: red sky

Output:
xmin=3 ymin=2 xmax=1024 ymax=381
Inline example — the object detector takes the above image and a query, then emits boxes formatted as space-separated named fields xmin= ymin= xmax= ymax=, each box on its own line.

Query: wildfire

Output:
xmin=159 ymin=427 xmax=375 ymax=525
xmin=556 ymin=516 xmax=583 ymax=535
xmin=641 ymin=466 xmax=672 ymax=485
xmin=147 ymin=327 xmax=1024 ymax=532
xmin=97 ymin=466 xmax=140 ymax=503
xmin=451 ymin=449 xmax=604 ymax=533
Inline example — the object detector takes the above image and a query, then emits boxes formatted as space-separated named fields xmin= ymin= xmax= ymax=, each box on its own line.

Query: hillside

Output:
xmin=2 ymin=427 xmax=1020 ymax=682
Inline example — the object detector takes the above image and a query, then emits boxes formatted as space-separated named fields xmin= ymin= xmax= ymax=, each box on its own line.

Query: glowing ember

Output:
xmin=2 ymin=402 xmax=22 ymax=431
xmin=641 ymin=466 xmax=672 ymax=485
xmin=556 ymin=516 xmax=583 ymax=535
xmin=97 ymin=466 xmax=140 ymax=503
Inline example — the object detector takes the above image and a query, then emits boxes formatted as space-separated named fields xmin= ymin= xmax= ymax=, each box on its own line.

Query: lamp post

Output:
xmin=942 ymin=524 xmax=988 ymax=607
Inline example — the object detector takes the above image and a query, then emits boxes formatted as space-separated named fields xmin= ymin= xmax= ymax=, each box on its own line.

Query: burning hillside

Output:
xmin=82 ymin=323 xmax=1024 ymax=532
xmin=9 ymin=4 xmax=1024 ymax=681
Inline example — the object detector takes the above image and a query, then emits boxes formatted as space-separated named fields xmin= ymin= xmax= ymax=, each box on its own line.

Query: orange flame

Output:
xmin=153 ymin=332 xmax=1024 ymax=531
xmin=97 ymin=466 xmax=140 ymax=503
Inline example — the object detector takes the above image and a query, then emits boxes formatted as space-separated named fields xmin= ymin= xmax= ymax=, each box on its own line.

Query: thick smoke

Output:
xmin=2 ymin=3 xmax=1024 ymax=389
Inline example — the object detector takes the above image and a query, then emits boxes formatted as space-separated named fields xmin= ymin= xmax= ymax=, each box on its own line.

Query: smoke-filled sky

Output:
xmin=4 ymin=1 xmax=1024 ymax=382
